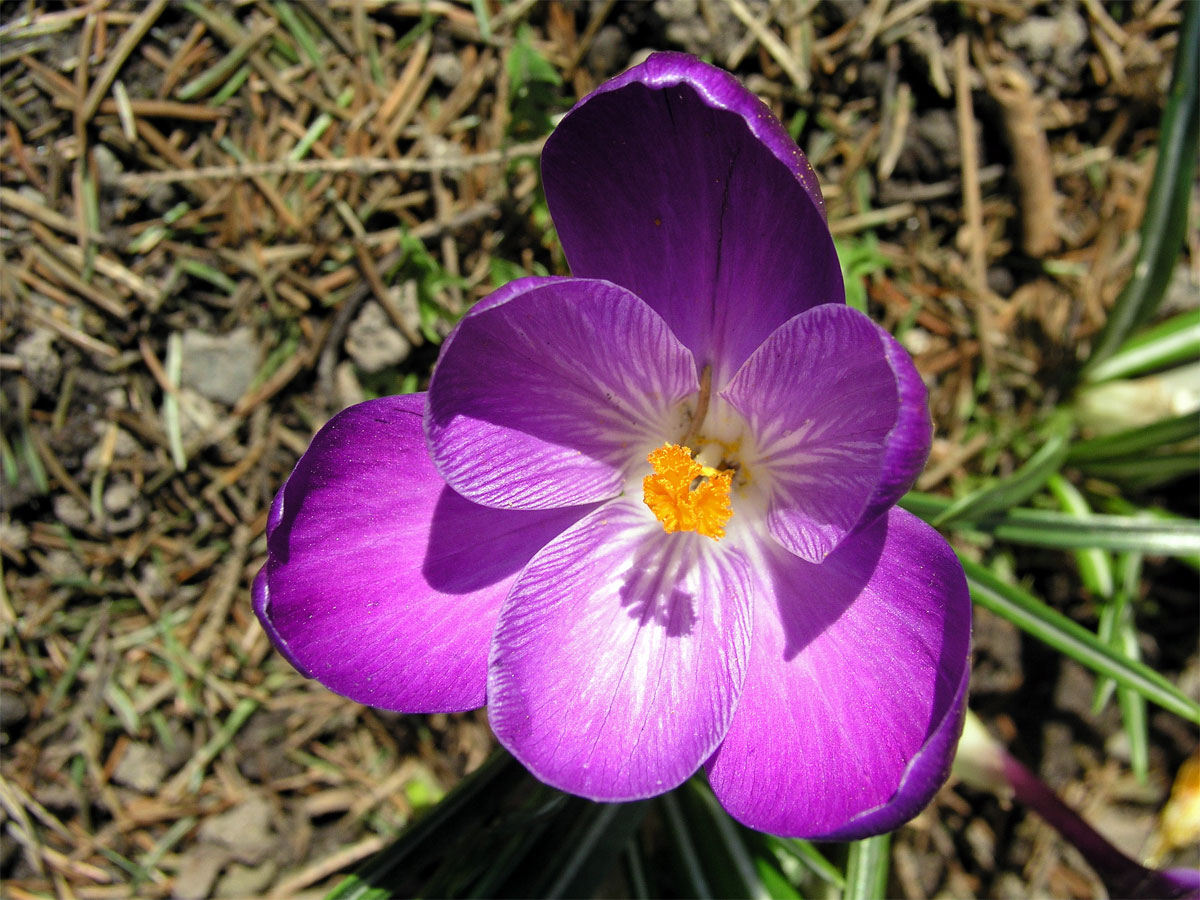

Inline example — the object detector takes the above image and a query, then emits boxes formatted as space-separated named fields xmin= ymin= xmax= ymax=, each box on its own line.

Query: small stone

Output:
xmin=103 ymin=481 xmax=137 ymax=515
xmin=181 ymin=328 xmax=260 ymax=405
xmin=0 ymin=519 xmax=29 ymax=553
xmin=345 ymin=301 xmax=411 ymax=374
xmin=92 ymin=144 xmax=124 ymax=186
xmin=430 ymin=52 xmax=462 ymax=87
xmin=334 ymin=360 xmax=366 ymax=411
xmin=1161 ymin=264 xmax=1200 ymax=315
xmin=1001 ymin=11 xmax=1087 ymax=66
xmin=53 ymin=493 xmax=90 ymax=530
xmin=177 ymin=389 xmax=220 ymax=446
xmin=900 ymin=326 xmax=933 ymax=356
xmin=83 ymin=426 xmax=139 ymax=472
xmin=215 ymin=861 xmax=277 ymax=898
xmin=173 ymin=844 xmax=231 ymax=900
xmin=112 ymin=742 xmax=168 ymax=793
xmin=102 ymin=480 xmax=145 ymax=534
xmin=198 ymin=796 xmax=277 ymax=865
xmin=588 ymin=26 xmax=627 ymax=74
xmin=1 ymin=688 xmax=29 ymax=745
xmin=15 ymin=328 xmax=61 ymax=395
xmin=41 ymin=549 xmax=83 ymax=581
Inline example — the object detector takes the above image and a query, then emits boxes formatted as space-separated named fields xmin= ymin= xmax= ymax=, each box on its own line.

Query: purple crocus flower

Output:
xmin=253 ymin=52 xmax=972 ymax=839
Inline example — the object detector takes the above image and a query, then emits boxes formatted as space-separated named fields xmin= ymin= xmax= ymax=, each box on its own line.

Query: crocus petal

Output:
xmin=254 ymin=393 xmax=592 ymax=712
xmin=722 ymin=303 xmax=931 ymax=563
xmin=542 ymin=51 xmax=843 ymax=384
xmin=426 ymin=277 xmax=698 ymax=510
xmin=488 ymin=499 xmax=753 ymax=801
xmin=706 ymin=508 xmax=970 ymax=839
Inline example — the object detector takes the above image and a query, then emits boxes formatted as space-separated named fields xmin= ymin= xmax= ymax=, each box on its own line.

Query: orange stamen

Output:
xmin=642 ymin=443 xmax=733 ymax=541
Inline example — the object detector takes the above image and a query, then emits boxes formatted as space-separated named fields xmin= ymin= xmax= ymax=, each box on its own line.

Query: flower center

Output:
xmin=642 ymin=443 xmax=733 ymax=541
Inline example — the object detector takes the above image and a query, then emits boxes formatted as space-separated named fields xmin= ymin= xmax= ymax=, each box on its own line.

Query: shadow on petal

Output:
xmin=423 ymin=486 xmax=598 ymax=594
xmin=618 ymin=539 xmax=700 ymax=638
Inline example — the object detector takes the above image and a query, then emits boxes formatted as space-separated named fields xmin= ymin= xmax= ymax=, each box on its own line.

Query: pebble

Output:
xmin=15 ymin=328 xmax=61 ymax=396
xmin=588 ymin=26 xmax=627 ymax=75
xmin=112 ymin=742 xmax=168 ymax=793
xmin=82 ymin=426 xmax=139 ymax=472
xmin=52 ymin=493 xmax=89 ymax=530
xmin=102 ymin=480 xmax=145 ymax=533
xmin=198 ymin=795 xmax=277 ymax=865
xmin=173 ymin=844 xmax=230 ymax=900
xmin=215 ymin=861 xmax=277 ymax=898
xmin=345 ymin=301 xmax=411 ymax=373
xmin=430 ymin=52 xmax=462 ymax=87
xmin=181 ymin=327 xmax=260 ymax=405
xmin=334 ymin=360 xmax=366 ymax=411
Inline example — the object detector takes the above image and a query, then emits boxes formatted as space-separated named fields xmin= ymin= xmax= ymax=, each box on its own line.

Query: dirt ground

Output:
xmin=1 ymin=1 xmax=1196 ymax=898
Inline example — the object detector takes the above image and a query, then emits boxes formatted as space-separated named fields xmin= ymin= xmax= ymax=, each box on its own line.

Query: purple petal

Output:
xmin=722 ymin=304 xmax=931 ymax=563
xmin=426 ymin=277 xmax=698 ymax=510
xmin=487 ymin=499 xmax=753 ymax=801
xmin=254 ymin=393 xmax=592 ymax=712
xmin=542 ymin=51 xmax=843 ymax=385
xmin=706 ymin=508 xmax=971 ymax=839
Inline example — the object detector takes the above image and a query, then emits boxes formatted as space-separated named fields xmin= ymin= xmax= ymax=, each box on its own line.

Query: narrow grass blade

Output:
xmin=325 ymin=750 xmax=521 ymax=900
xmin=1047 ymin=475 xmax=1114 ymax=598
xmin=933 ymin=429 xmax=1070 ymax=526
xmin=845 ymin=832 xmax=891 ymax=900
xmin=902 ymin=492 xmax=1200 ymax=556
xmin=1067 ymin=411 xmax=1199 ymax=463
xmin=961 ymin=557 xmax=1199 ymax=723
xmin=1082 ymin=0 xmax=1199 ymax=373
xmin=520 ymin=800 xmax=648 ymax=899
xmin=682 ymin=780 xmax=770 ymax=900
xmin=768 ymin=836 xmax=846 ymax=889
xmin=660 ymin=791 xmax=714 ymax=900
xmin=1075 ymin=452 xmax=1199 ymax=488
xmin=1085 ymin=308 xmax=1200 ymax=383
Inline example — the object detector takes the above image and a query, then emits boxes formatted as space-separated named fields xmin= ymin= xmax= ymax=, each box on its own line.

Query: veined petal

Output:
xmin=254 ymin=394 xmax=592 ymax=712
xmin=706 ymin=508 xmax=971 ymax=839
xmin=723 ymin=304 xmax=931 ymax=563
xmin=488 ymin=499 xmax=753 ymax=801
xmin=426 ymin=277 xmax=698 ymax=510
xmin=542 ymin=51 xmax=843 ymax=385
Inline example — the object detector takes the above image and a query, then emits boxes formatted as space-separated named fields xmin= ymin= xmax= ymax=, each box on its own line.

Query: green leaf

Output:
xmin=901 ymin=493 xmax=1200 ymax=556
xmin=961 ymin=556 xmax=1200 ymax=723
xmin=660 ymin=792 xmax=714 ymax=899
xmin=932 ymin=429 xmax=1070 ymax=526
xmin=1074 ymin=452 xmax=1199 ymax=488
xmin=1081 ymin=0 xmax=1199 ymax=373
xmin=1085 ymin=308 xmax=1200 ymax=383
xmin=1046 ymin=475 xmax=1114 ymax=597
xmin=1113 ymin=554 xmax=1149 ymax=782
xmin=767 ymin=836 xmax=846 ymax=889
xmin=681 ymin=780 xmax=770 ymax=900
xmin=509 ymin=799 xmax=648 ymax=899
xmin=325 ymin=751 xmax=522 ymax=900
xmin=1067 ymin=411 xmax=1200 ymax=463
xmin=844 ymin=833 xmax=891 ymax=900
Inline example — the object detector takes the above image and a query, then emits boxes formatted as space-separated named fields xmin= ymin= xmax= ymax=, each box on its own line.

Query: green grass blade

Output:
xmin=1082 ymin=0 xmax=1199 ymax=373
xmin=324 ymin=751 xmax=520 ymax=900
xmin=660 ymin=792 xmax=714 ymax=900
xmin=932 ymin=429 xmax=1069 ymax=526
xmin=768 ymin=837 xmax=846 ymax=889
xmin=1067 ymin=411 xmax=1199 ymax=463
xmin=1047 ymin=475 xmax=1114 ymax=597
xmin=844 ymin=832 xmax=891 ymax=900
xmin=902 ymin=493 xmax=1200 ymax=556
xmin=961 ymin=556 xmax=1199 ymax=723
xmin=684 ymin=780 xmax=770 ymax=900
xmin=1085 ymin=308 xmax=1200 ymax=383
